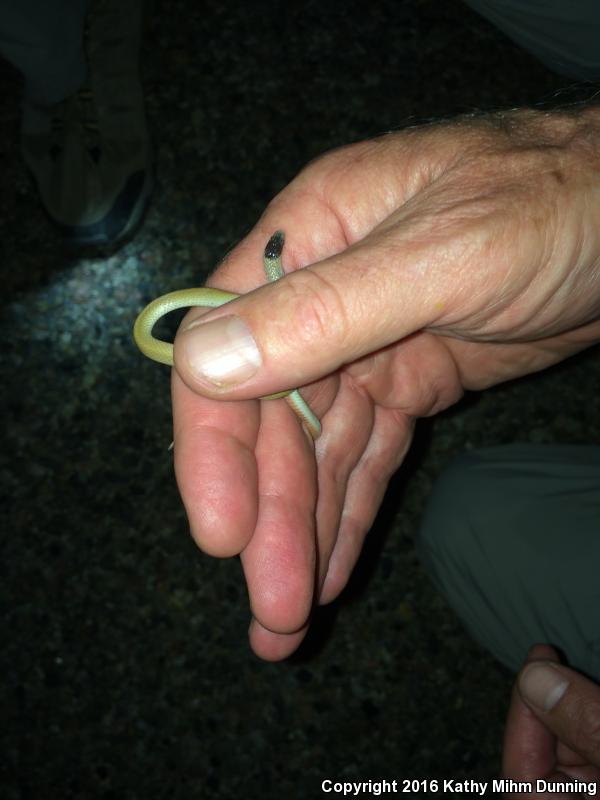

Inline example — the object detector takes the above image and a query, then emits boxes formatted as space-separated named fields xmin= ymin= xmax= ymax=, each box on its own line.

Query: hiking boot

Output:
xmin=20 ymin=0 xmax=152 ymax=246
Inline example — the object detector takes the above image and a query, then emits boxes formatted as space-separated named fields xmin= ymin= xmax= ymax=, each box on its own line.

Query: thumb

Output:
xmin=172 ymin=234 xmax=434 ymax=400
xmin=517 ymin=658 xmax=600 ymax=768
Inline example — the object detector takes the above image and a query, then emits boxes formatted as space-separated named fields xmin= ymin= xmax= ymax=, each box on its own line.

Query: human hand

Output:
xmin=503 ymin=644 xmax=600 ymax=797
xmin=171 ymin=107 xmax=600 ymax=660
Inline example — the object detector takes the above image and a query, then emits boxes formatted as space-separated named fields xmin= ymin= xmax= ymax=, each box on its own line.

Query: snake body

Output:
xmin=133 ymin=231 xmax=321 ymax=439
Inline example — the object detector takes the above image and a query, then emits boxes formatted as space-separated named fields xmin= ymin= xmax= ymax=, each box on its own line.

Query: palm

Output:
xmin=172 ymin=129 xmax=599 ymax=660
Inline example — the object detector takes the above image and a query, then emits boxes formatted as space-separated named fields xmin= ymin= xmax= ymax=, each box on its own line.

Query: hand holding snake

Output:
xmin=134 ymin=109 xmax=600 ymax=661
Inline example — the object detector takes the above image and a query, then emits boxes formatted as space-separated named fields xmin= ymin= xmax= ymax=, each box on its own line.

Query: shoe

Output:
xmin=20 ymin=0 xmax=152 ymax=247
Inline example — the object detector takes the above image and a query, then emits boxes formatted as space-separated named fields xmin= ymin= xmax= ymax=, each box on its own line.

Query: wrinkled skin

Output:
xmin=171 ymin=107 xmax=600 ymax=661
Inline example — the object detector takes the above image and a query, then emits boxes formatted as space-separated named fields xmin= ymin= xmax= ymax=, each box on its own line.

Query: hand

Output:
xmin=503 ymin=644 xmax=600 ymax=797
xmin=171 ymin=107 xmax=600 ymax=660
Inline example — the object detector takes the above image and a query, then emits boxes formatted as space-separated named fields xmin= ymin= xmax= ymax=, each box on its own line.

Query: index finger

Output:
xmin=503 ymin=644 xmax=560 ymax=782
xmin=172 ymin=367 xmax=260 ymax=557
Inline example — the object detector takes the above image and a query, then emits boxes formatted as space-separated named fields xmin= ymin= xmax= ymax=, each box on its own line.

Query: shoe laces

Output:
xmin=48 ymin=83 xmax=100 ymax=162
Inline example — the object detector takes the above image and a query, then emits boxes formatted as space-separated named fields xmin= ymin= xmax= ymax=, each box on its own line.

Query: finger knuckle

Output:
xmin=285 ymin=267 xmax=350 ymax=352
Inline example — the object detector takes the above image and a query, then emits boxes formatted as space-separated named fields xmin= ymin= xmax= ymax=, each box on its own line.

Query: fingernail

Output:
xmin=180 ymin=315 xmax=261 ymax=386
xmin=519 ymin=662 xmax=569 ymax=712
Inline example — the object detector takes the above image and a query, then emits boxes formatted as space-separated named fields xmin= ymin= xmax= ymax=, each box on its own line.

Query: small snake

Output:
xmin=133 ymin=231 xmax=321 ymax=440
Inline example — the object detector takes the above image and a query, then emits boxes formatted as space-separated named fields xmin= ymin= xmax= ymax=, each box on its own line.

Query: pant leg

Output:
xmin=416 ymin=443 xmax=600 ymax=680
xmin=0 ymin=0 xmax=89 ymax=104
xmin=464 ymin=0 xmax=600 ymax=81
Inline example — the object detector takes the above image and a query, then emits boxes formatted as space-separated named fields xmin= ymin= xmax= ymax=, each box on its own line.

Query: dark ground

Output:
xmin=1 ymin=1 xmax=598 ymax=798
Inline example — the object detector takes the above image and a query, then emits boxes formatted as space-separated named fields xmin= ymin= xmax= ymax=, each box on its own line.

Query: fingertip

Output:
xmin=318 ymin=514 xmax=366 ymax=606
xmin=523 ymin=644 xmax=561 ymax=664
xmin=241 ymin=473 xmax=317 ymax=635
xmin=174 ymin=425 xmax=258 ymax=557
xmin=514 ymin=656 xmax=600 ymax=769
xmin=248 ymin=617 xmax=309 ymax=661
xmin=248 ymin=567 xmax=314 ymax=635
xmin=518 ymin=661 xmax=570 ymax=713
xmin=516 ymin=646 xmax=566 ymax=714
xmin=318 ymin=556 xmax=348 ymax=606
xmin=185 ymin=497 xmax=256 ymax=558
xmin=502 ymin=650 xmax=559 ymax=780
